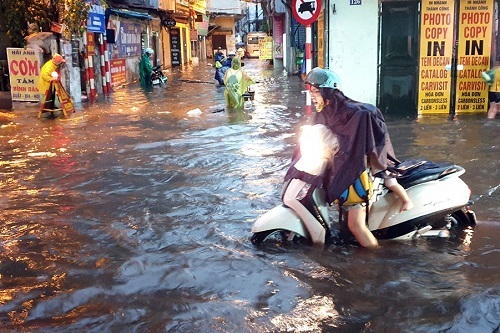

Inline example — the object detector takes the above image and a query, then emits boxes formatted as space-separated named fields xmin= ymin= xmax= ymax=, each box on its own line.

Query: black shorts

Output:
xmin=489 ymin=92 xmax=500 ymax=103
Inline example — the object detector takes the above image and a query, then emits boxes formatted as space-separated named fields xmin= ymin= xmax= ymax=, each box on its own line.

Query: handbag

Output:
xmin=336 ymin=170 xmax=373 ymax=206
xmin=481 ymin=68 xmax=496 ymax=85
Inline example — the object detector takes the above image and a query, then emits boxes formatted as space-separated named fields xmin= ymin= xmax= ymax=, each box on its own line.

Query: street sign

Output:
xmin=292 ymin=0 xmax=322 ymax=25
xmin=162 ymin=18 xmax=177 ymax=28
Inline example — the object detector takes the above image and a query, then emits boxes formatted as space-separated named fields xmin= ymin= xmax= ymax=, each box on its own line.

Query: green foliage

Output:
xmin=1 ymin=0 xmax=107 ymax=46
xmin=2 ymin=0 xmax=52 ymax=46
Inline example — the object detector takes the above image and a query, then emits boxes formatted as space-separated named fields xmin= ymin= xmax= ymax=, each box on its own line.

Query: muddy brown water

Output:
xmin=0 ymin=59 xmax=498 ymax=332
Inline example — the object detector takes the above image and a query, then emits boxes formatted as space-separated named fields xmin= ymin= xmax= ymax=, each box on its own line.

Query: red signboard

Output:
xmin=110 ymin=58 xmax=127 ymax=86
xmin=87 ymin=32 xmax=96 ymax=56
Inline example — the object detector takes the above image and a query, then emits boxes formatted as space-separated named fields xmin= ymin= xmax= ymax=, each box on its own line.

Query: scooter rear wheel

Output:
xmin=449 ymin=209 xmax=476 ymax=227
xmin=251 ymin=229 xmax=305 ymax=246
xmin=447 ymin=209 xmax=476 ymax=233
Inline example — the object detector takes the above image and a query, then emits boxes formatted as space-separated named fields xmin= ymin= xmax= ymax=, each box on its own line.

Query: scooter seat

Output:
xmin=397 ymin=162 xmax=463 ymax=189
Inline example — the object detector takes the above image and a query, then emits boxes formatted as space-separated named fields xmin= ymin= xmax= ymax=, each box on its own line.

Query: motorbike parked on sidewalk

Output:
xmin=251 ymin=129 xmax=477 ymax=246
xmin=151 ymin=64 xmax=167 ymax=87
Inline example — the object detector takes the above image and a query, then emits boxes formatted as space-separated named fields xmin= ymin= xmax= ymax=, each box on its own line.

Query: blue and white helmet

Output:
xmin=305 ymin=67 xmax=341 ymax=90
xmin=145 ymin=47 xmax=154 ymax=55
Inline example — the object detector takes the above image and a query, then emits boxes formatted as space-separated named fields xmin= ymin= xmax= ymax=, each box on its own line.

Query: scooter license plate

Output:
xmin=152 ymin=79 xmax=160 ymax=84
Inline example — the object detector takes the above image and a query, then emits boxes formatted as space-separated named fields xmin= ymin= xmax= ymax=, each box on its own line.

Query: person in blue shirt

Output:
xmin=221 ymin=51 xmax=236 ymax=67
xmin=214 ymin=47 xmax=225 ymax=63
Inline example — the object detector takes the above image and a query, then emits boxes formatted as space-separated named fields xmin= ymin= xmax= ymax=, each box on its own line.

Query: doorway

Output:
xmin=378 ymin=1 xmax=419 ymax=117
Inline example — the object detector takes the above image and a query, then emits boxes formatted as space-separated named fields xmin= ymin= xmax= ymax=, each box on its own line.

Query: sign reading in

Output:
xmin=455 ymin=0 xmax=493 ymax=114
xmin=417 ymin=0 xmax=455 ymax=114
xmin=292 ymin=0 xmax=322 ymax=25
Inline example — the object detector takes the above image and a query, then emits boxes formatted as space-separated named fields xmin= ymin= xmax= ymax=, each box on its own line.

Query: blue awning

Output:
xmin=106 ymin=8 xmax=154 ymax=21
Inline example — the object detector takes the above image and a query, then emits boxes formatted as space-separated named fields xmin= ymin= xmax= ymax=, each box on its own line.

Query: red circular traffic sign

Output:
xmin=292 ymin=0 xmax=322 ymax=25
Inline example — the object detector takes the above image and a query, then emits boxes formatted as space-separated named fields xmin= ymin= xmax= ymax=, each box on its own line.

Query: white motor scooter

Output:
xmin=251 ymin=131 xmax=476 ymax=246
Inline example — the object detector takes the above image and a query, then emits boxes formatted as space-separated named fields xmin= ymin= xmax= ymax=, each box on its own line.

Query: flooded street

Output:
xmin=0 ymin=59 xmax=499 ymax=332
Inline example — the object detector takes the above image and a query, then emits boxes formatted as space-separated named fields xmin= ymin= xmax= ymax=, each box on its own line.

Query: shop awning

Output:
xmin=106 ymin=8 xmax=154 ymax=21
xmin=208 ymin=26 xmax=233 ymax=36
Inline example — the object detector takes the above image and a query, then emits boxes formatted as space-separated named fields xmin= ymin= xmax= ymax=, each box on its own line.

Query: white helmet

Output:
xmin=228 ymin=51 xmax=236 ymax=56
xmin=145 ymin=47 xmax=154 ymax=55
xmin=305 ymin=67 xmax=341 ymax=90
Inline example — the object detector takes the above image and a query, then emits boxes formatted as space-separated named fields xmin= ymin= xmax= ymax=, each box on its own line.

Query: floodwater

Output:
xmin=0 ymin=59 xmax=499 ymax=333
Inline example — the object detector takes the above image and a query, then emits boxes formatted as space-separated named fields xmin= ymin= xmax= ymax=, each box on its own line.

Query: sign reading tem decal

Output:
xmin=417 ymin=0 xmax=455 ymax=115
xmin=455 ymin=0 xmax=493 ymax=114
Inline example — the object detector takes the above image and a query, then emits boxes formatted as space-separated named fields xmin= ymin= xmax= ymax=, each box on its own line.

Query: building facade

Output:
xmin=274 ymin=0 xmax=500 ymax=117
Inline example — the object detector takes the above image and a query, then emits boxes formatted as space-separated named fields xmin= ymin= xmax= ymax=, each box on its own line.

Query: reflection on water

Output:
xmin=0 ymin=59 xmax=499 ymax=332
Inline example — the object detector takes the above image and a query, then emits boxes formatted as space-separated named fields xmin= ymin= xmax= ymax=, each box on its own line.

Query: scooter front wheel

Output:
xmin=251 ymin=229 xmax=306 ymax=246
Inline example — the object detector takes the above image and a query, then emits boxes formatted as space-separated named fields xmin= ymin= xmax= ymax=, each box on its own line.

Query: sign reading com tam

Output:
xmin=418 ymin=0 xmax=455 ymax=115
xmin=7 ymin=48 xmax=41 ymax=102
xmin=455 ymin=0 xmax=493 ymax=114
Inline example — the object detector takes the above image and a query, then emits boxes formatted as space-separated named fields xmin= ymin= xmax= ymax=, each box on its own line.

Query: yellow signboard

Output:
xmin=6 ymin=48 xmax=41 ymax=102
xmin=38 ymin=80 xmax=74 ymax=118
xmin=417 ymin=0 xmax=455 ymax=114
xmin=259 ymin=37 xmax=273 ymax=60
xmin=455 ymin=0 xmax=493 ymax=114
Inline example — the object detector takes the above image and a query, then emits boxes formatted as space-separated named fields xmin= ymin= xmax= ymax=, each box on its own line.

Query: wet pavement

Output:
xmin=0 ymin=59 xmax=499 ymax=332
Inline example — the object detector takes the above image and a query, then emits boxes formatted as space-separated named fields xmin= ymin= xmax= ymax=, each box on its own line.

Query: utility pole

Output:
xmin=255 ymin=3 xmax=258 ymax=31
xmin=247 ymin=6 xmax=250 ymax=32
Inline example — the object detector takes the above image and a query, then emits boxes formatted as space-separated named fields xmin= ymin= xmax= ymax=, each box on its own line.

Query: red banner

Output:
xmin=110 ymin=58 xmax=127 ymax=86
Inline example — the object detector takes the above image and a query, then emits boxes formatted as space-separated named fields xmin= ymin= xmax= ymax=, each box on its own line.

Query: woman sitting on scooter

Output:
xmin=291 ymin=67 xmax=412 ymax=248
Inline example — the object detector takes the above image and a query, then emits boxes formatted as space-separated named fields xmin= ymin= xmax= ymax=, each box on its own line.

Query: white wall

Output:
xmin=328 ymin=0 xmax=378 ymax=104
xmin=208 ymin=0 xmax=245 ymax=15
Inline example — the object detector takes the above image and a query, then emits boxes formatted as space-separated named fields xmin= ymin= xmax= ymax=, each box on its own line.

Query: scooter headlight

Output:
xmin=293 ymin=125 xmax=331 ymax=175
xmin=299 ymin=125 xmax=328 ymax=160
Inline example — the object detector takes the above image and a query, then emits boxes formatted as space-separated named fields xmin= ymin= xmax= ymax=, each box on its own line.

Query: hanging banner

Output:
xmin=417 ymin=0 xmax=455 ymax=114
xmin=197 ymin=15 xmax=209 ymax=36
xmin=455 ymin=0 xmax=493 ymax=114
xmin=170 ymin=28 xmax=181 ymax=66
xmin=273 ymin=15 xmax=284 ymax=59
xmin=6 ymin=48 xmax=41 ymax=102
